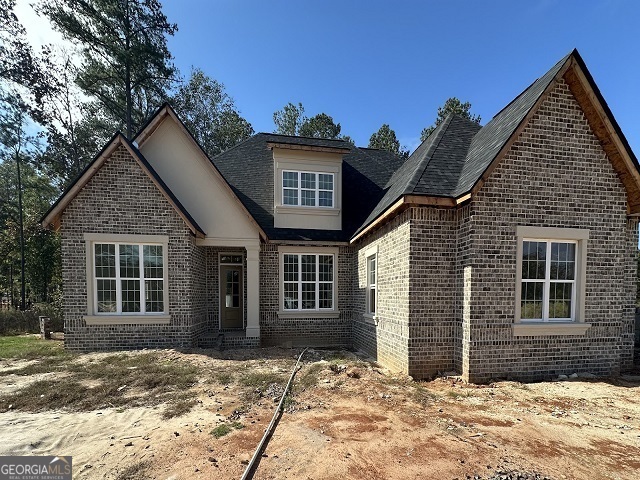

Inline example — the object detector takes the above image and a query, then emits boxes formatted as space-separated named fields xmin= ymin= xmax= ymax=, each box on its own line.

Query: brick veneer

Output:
xmin=461 ymin=80 xmax=637 ymax=382
xmin=60 ymin=145 xmax=206 ymax=351
xmin=353 ymin=211 xmax=411 ymax=374
xmin=259 ymin=243 xmax=354 ymax=347
xmin=59 ymin=80 xmax=636 ymax=380
xmin=353 ymin=80 xmax=637 ymax=382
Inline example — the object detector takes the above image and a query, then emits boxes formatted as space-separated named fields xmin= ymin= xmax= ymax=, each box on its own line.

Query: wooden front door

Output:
xmin=220 ymin=265 xmax=243 ymax=329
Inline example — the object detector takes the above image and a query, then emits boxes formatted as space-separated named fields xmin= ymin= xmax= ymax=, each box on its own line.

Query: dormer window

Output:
xmin=282 ymin=171 xmax=334 ymax=208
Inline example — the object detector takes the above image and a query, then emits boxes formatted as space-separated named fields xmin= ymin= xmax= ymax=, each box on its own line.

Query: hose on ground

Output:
xmin=239 ymin=347 xmax=308 ymax=480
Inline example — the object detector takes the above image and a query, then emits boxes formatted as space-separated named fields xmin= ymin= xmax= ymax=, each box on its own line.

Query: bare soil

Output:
xmin=1 ymin=346 xmax=639 ymax=480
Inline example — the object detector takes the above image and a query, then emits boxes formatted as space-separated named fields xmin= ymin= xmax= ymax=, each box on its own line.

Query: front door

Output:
xmin=220 ymin=265 xmax=243 ymax=329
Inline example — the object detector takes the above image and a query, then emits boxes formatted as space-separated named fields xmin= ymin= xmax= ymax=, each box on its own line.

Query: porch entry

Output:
xmin=219 ymin=254 xmax=244 ymax=329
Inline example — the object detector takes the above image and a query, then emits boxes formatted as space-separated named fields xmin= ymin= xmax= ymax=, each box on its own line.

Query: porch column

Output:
xmin=245 ymin=245 xmax=260 ymax=338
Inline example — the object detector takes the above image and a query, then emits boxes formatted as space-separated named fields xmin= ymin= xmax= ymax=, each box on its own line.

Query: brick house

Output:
xmin=43 ymin=50 xmax=640 ymax=382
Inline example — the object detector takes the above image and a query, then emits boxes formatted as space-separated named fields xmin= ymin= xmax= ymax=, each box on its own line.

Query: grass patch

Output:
xmin=162 ymin=398 xmax=198 ymax=419
xmin=211 ymin=421 xmax=244 ymax=439
xmin=238 ymin=371 xmax=286 ymax=388
xmin=0 ymin=351 xmax=200 ymax=413
xmin=297 ymin=363 xmax=324 ymax=390
xmin=213 ymin=371 xmax=234 ymax=385
xmin=114 ymin=461 xmax=150 ymax=480
xmin=0 ymin=336 xmax=71 ymax=361
xmin=0 ymin=378 xmax=126 ymax=412
xmin=446 ymin=389 xmax=474 ymax=400
xmin=67 ymin=353 xmax=199 ymax=392
xmin=412 ymin=384 xmax=441 ymax=405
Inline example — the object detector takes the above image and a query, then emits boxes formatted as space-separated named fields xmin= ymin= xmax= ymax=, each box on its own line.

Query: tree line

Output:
xmin=0 ymin=0 xmax=480 ymax=311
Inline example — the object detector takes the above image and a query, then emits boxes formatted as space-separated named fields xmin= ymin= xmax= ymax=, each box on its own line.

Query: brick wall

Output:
xmin=353 ymin=211 xmax=411 ymax=374
xmin=408 ymin=207 xmax=458 ymax=378
xmin=353 ymin=79 xmax=636 ymax=382
xmin=60 ymin=145 xmax=205 ymax=351
xmin=259 ymin=243 xmax=353 ymax=347
xmin=462 ymin=79 xmax=636 ymax=382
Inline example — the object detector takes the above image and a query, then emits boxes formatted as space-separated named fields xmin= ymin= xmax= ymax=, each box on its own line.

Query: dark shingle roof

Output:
xmin=454 ymin=52 xmax=570 ymax=196
xmin=209 ymin=134 xmax=404 ymax=241
xmin=354 ymin=51 xmax=572 ymax=237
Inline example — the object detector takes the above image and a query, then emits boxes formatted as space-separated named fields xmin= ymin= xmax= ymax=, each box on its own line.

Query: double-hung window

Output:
xmin=282 ymin=171 xmax=334 ymax=208
xmin=367 ymin=254 xmax=377 ymax=315
xmin=94 ymin=242 xmax=166 ymax=315
xmin=282 ymin=253 xmax=334 ymax=311
xmin=521 ymin=240 xmax=576 ymax=321
xmin=515 ymin=226 xmax=589 ymax=332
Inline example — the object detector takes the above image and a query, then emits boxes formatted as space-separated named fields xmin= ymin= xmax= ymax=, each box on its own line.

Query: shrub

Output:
xmin=0 ymin=303 xmax=63 ymax=335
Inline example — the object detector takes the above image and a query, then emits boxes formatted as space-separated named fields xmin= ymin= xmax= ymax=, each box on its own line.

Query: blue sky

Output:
xmin=161 ymin=0 xmax=640 ymax=152
xmin=15 ymin=1 xmax=639 ymax=153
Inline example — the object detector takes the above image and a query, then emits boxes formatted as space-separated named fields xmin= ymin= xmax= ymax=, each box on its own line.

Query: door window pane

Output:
xmin=225 ymin=270 xmax=240 ymax=308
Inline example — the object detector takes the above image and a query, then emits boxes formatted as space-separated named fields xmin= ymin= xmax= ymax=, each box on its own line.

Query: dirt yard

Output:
xmin=0 ymin=337 xmax=639 ymax=480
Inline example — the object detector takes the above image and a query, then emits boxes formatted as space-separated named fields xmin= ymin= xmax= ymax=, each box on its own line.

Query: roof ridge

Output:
xmin=209 ymin=133 xmax=258 ymax=161
xmin=404 ymin=115 xmax=454 ymax=194
xmin=119 ymin=135 xmax=206 ymax=236
xmin=491 ymin=52 xmax=571 ymax=120
xmin=258 ymin=132 xmax=350 ymax=143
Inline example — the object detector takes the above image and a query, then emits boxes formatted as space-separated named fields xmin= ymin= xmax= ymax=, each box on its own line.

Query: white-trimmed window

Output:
xmin=93 ymin=242 xmax=166 ymax=315
xmin=521 ymin=240 xmax=576 ymax=321
xmin=282 ymin=170 xmax=334 ymax=208
xmin=515 ymin=227 xmax=589 ymax=329
xmin=367 ymin=254 xmax=377 ymax=315
xmin=282 ymin=253 xmax=334 ymax=311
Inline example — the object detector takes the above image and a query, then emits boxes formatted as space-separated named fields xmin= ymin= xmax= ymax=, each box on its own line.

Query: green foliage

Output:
xmin=171 ymin=68 xmax=254 ymax=157
xmin=0 ymin=304 xmax=63 ymax=336
xmin=210 ymin=422 xmax=243 ymax=439
xmin=273 ymin=103 xmax=348 ymax=141
xmin=37 ymin=51 xmax=107 ymax=189
xmin=273 ymin=102 xmax=306 ymax=136
xmin=39 ymin=0 xmax=178 ymax=138
xmin=368 ymin=124 xmax=409 ymax=158
xmin=0 ymin=0 xmax=57 ymax=112
xmin=299 ymin=112 xmax=342 ymax=139
xmin=0 ymin=92 xmax=61 ymax=308
xmin=420 ymin=97 xmax=481 ymax=141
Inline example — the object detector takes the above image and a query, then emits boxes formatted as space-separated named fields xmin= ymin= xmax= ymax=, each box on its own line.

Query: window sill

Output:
xmin=363 ymin=313 xmax=378 ymax=325
xmin=277 ymin=310 xmax=340 ymax=319
xmin=84 ymin=315 xmax=171 ymax=326
xmin=513 ymin=322 xmax=591 ymax=337
xmin=275 ymin=206 xmax=340 ymax=216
